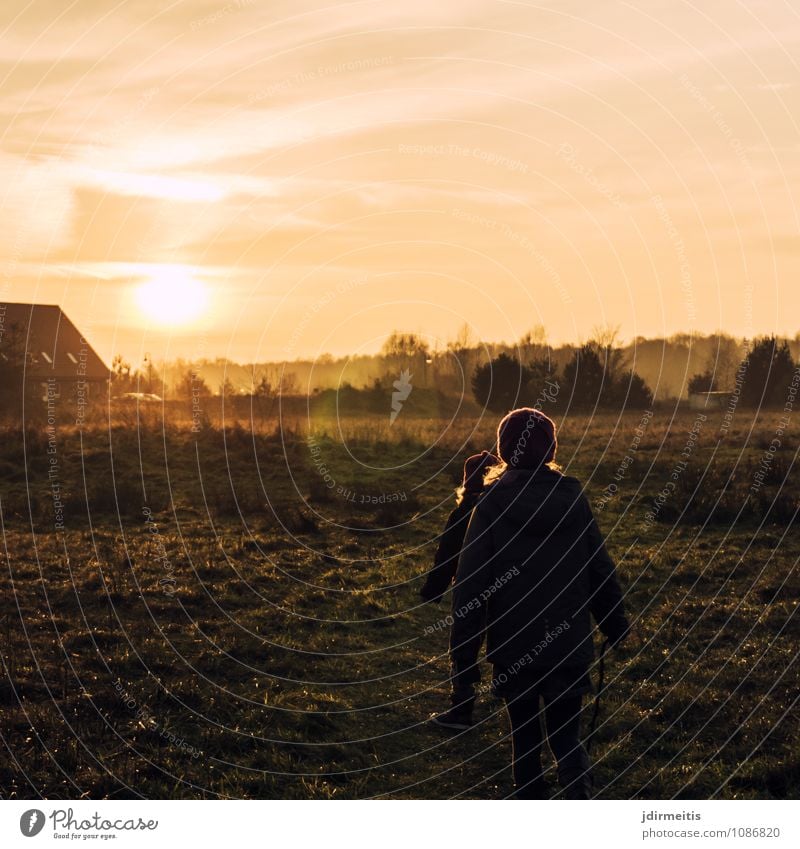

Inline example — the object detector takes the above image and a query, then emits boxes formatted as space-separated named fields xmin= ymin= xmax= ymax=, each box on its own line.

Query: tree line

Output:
xmin=472 ymin=334 xmax=799 ymax=412
xmin=61 ymin=327 xmax=800 ymax=412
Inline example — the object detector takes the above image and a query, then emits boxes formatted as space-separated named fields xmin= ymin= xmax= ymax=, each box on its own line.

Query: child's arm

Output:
xmin=582 ymin=498 xmax=630 ymax=646
xmin=448 ymin=503 xmax=494 ymax=687
xmin=419 ymin=501 xmax=472 ymax=602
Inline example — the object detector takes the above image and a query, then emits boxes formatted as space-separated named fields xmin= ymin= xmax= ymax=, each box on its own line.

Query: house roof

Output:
xmin=0 ymin=303 xmax=110 ymax=381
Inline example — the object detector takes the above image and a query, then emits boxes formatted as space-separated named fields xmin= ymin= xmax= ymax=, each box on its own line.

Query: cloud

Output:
xmin=3 ymin=0 xmax=800 ymax=356
xmin=0 ymin=152 xmax=74 ymax=258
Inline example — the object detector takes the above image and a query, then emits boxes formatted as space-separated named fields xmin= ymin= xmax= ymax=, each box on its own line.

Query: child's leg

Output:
xmin=450 ymin=683 xmax=476 ymax=712
xmin=449 ymin=663 xmax=478 ymax=714
xmin=505 ymin=696 xmax=546 ymax=799
xmin=428 ymin=669 xmax=476 ymax=729
xmin=543 ymin=694 xmax=592 ymax=799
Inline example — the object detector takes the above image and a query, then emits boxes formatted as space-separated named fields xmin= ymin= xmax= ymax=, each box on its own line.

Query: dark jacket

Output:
xmin=420 ymin=491 xmax=480 ymax=603
xmin=449 ymin=468 xmax=629 ymax=687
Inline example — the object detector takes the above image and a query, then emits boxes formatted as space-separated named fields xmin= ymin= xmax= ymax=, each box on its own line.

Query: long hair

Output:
xmin=482 ymin=458 xmax=562 ymax=489
xmin=454 ymin=484 xmax=472 ymax=506
xmin=454 ymin=450 xmax=562 ymax=504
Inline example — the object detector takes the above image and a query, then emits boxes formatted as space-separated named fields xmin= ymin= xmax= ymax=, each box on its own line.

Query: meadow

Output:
xmin=0 ymin=404 xmax=798 ymax=799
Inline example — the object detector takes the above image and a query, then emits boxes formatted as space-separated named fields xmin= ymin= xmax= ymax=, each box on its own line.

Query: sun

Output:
xmin=135 ymin=266 xmax=210 ymax=327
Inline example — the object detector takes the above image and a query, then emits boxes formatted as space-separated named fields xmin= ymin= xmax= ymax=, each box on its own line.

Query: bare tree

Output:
xmin=381 ymin=331 xmax=430 ymax=359
xmin=275 ymin=368 xmax=298 ymax=397
xmin=589 ymin=324 xmax=625 ymax=384
xmin=282 ymin=373 xmax=298 ymax=396
xmin=252 ymin=372 xmax=273 ymax=400
xmin=704 ymin=332 xmax=741 ymax=390
xmin=447 ymin=323 xmax=476 ymax=385
xmin=517 ymin=325 xmax=549 ymax=365
xmin=218 ymin=376 xmax=238 ymax=398
xmin=590 ymin=324 xmax=621 ymax=350
xmin=449 ymin=323 xmax=475 ymax=352
xmin=111 ymin=354 xmax=137 ymax=394
xmin=176 ymin=367 xmax=210 ymax=402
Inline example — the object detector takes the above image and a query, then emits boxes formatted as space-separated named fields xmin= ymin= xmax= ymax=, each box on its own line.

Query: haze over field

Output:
xmin=2 ymin=0 xmax=799 ymax=364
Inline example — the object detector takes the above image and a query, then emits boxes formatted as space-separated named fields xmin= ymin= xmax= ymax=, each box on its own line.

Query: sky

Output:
xmin=1 ymin=0 xmax=799 ymax=366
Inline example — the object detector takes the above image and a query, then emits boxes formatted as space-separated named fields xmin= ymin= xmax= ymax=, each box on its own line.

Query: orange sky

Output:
xmin=1 ymin=0 xmax=798 ymax=365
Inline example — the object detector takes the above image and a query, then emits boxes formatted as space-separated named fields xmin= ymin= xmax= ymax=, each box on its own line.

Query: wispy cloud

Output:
xmin=2 ymin=0 xmax=800 ymax=357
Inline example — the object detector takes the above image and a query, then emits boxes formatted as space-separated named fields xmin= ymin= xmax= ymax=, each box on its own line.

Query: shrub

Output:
xmin=471 ymin=353 xmax=532 ymax=413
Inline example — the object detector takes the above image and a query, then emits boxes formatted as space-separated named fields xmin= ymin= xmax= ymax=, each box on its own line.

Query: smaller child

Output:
xmin=421 ymin=450 xmax=499 ymax=730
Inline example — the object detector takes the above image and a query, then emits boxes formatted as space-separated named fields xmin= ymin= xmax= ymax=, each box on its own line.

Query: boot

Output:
xmin=429 ymin=688 xmax=475 ymax=730
xmin=558 ymin=749 xmax=593 ymax=799
xmin=428 ymin=705 xmax=474 ymax=730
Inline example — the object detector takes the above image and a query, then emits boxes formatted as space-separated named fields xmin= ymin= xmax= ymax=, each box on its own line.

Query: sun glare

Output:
xmin=135 ymin=266 xmax=210 ymax=327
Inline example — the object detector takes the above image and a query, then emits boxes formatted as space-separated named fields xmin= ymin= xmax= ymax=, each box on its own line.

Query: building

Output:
xmin=688 ymin=390 xmax=730 ymax=411
xmin=0 ymin=303 xmax=110 ymax=416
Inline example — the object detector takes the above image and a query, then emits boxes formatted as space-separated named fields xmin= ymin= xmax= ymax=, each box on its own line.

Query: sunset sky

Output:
xmin=1 ymin=0 xmax=798 ymax=366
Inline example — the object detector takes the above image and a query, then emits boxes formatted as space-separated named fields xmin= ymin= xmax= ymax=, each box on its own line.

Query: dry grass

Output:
xmin=1 ymin=407 xmax=798 ymax=799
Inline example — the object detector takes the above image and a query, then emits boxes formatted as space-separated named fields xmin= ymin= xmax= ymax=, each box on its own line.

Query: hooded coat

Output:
xmin=449 ymin=467 xmax=629 ymax=695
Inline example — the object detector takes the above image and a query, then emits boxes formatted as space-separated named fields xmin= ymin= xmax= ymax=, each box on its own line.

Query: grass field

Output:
xmin=1 ymin=406 xmax=798 ymax=799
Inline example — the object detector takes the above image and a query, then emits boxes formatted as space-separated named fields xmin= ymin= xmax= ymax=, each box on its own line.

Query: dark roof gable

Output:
xmin=0 ymin=303 xmax=110 ymax=381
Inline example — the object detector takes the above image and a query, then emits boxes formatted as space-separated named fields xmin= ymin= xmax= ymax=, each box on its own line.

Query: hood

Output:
xmin=479 ymin=467 xmax=585 ymax=531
